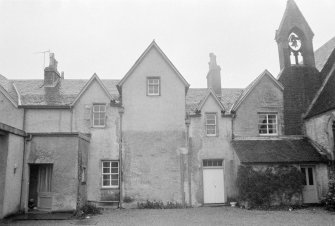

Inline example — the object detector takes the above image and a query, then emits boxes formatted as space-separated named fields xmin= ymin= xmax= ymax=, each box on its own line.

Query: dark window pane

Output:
xmin=111 ymin=168 xmax=118 ymax=173
xmin=103 ymin=168 xmax=110 ymax=173
xmin=308 ymin=168 xmax=314 ymax=185
xmin=111 ymin=175 xmax=118 ymax=180
xmin=301 ymin=168 xmax=307 ymax=185
xmin=103 ymin=162 xmax=110 ymax=168
xmin=100 ymin=105 xmax=106 ymax=112
xmin=258 ymin=115 xmax=267 ymax=123
xmin=111 ymin=180 xmax=118 ymax=186
xmin=111 ymin=162 xmax=118 ymax=167
xmin=93 ymin=105 xmax=99 ymax=112
xmin=203 ymin=160 xmax=207 ymax=167
xmin=103 ymin=180 xmax=110 ymax=186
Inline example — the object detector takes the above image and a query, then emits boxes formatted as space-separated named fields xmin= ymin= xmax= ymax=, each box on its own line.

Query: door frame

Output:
xmin=202 ymin=159 xmax=225 ymax=204
xmin=300 ymin=165 xmax=319 ymax=203
xmin=27 ymin=163 xmax=53 ymax=211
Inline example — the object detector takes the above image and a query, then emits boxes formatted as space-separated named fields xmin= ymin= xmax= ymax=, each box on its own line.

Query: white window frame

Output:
xmin=202 ymin=159 xmax=223 ymax=168
xmin=147 ymin=77 xmax=160 ymax=96
xmin=205 ymin=113 xmax=217 ymax=136
xmin=258 ymin=113 xmax=278 ymax=136
xmin=101 ymin=160 xmax=119 ymax=188
xmin=92 ymin=104 xmax=106 ymax=128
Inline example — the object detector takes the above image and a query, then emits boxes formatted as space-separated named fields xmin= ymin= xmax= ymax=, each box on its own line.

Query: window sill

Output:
xmin=101 ymin=187 xmax=119 ymax=190
xmin=259 ymin=134 xmax=278 ymax=136
xmin=92 ymin=126 xmax=106 ymax=129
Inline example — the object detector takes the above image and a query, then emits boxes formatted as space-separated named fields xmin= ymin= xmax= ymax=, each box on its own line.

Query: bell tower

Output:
xmin=275 ymin=0 xmax=315 ymax=70
xmin=276 ymin=0 xmax=322 ymax=135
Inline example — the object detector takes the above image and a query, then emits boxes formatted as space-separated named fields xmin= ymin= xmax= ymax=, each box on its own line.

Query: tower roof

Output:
xmin=275 ymin=0 xmax=314 ymax=42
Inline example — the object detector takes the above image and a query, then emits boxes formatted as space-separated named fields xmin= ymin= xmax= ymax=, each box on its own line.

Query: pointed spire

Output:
xmin=275 ymin=0 xmax=315 ymax=69
xmin=276 ymin=0 xmax=313 ymax=41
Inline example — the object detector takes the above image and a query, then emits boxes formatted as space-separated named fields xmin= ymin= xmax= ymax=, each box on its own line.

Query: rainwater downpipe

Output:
xmin=19 ymin=108 xmax=27 ymax=212
xmin=118 ymin=107 xmax=124 ymax=208
xmin=185 ymin=118 xmax=191 ymax=206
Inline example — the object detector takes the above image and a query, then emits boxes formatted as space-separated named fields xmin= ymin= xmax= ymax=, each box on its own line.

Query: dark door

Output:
xmin=28 ymin=164 xmax=53 ymax=210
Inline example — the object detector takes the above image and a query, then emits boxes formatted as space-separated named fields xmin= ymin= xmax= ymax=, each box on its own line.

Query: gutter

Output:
xmin=18 ymin=105 xmax=71 ymax=109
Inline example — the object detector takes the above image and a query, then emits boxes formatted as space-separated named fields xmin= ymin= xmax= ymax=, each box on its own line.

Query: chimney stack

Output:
xmin=206 ymin=53 xmax=222 ymax=97
xmin=44 ymin=53 xmax=61 ymax=87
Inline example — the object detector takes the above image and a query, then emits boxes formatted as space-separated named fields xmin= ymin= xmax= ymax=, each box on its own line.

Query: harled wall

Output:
xmin=189 ymin=95 xmax=238 ymax=206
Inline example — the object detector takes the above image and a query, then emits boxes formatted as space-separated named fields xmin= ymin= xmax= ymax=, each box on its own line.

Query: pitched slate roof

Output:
xmin=13 ymin=79 xmax=119 ymax=106
xmin=186 ymin=88 xmax=243 ymax=114
xmin=0 ymin=74 xmax=18 ymax=105
xmin=232 ymin=138 xmax=326 ymax=164
xmin=315 ymin=36 xmax=335 ymax=71
xmin=305 ymin=48 xmax=335 ymax=118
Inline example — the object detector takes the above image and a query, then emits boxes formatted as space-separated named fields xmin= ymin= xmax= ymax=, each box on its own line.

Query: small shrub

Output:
xmin=236 ymin=165 xmax=304 ymax=208
xmin=323 ymin=169 xmax=335 ymax=211
xmin=137 ymin=200 xmax=185 ymax=209
xmin=75 ymin=203 xmax=101 ymax=217
xmin=123 ymin=196 xmax=134 ymax=203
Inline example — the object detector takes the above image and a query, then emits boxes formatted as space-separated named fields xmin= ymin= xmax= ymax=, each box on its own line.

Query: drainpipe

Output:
xmin=180 ymin=151 xmax=185 ymax=206
xmin=118 ymin=107 xmax=124 ymax=208
xmin=185 ymin=117 xmax=191 ymax=206
xmin=19 ymin=108 xmax=26 ymax=212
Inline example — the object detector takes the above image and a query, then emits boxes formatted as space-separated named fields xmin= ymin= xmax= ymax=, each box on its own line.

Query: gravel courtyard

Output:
xmin=2 ymin=206 xmax=335 ymax=226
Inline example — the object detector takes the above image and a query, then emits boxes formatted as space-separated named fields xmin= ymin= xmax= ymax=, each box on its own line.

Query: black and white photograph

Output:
xmin=1 ymin=0 xmax=335 ymax=225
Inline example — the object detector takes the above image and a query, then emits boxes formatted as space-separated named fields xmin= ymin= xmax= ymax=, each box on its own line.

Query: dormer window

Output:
xmin=147 ymin=77 xmax=160 ymax=96
xmin=288 ymin=32 xmax=304 ymax=65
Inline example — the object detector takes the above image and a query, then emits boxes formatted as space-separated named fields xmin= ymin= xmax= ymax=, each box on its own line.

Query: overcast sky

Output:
xmin=1 ymin=0 xmax=335 ymax=88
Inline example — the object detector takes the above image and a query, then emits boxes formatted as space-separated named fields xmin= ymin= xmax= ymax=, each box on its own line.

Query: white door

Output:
xmin=203 ymin=160 xmax=225 ymax=204
xmin=301 ymin=166 xmax=318 ymax=203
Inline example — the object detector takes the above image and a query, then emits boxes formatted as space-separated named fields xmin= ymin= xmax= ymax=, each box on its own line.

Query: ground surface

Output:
xmin=1 ymin=206 xmax=335 ymax=226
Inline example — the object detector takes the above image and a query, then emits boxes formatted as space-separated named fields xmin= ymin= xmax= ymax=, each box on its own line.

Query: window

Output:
xmin=93 ymin=104 xmax=106 ymax=127
xmin=102 ymin=161 xmax=119 ymax=188
xmin=147 ymin=77 xmax=160 ymax=96
xmin=301 ymin=166 xmax=314 ymax=186
xmin=258 ymin=113 xmax=278 ymax=135
xmin=205 ymin=113 xmax=217 ymax=136
xmin=203 ymin=159 xmax=223 ymax=167
xmin=81 ymin=167 xmax=86 ymax=183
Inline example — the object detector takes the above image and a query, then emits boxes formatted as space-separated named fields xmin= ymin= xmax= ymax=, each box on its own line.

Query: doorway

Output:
xmin=28 ymin=164 xmax=53 ymax=210
xmin=202 ymin=159 xmax=225 ymax=204
xmin=300 ymin=166 xmax=318 ymax=203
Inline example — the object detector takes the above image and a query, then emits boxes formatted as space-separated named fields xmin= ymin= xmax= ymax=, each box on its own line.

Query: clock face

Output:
xmin=288 ymin=32 xmax=302 ymax=51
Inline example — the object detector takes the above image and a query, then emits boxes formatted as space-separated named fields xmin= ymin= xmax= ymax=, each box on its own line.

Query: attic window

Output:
xmin=147 ymin=77 xmax=160 ymax=96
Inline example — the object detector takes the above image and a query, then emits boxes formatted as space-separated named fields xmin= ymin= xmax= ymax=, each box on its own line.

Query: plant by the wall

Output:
xmin=236 ymin=165 xmax=304 ymax=207
xmin=137 ymin=200 xmax=185 ymax=209
xmin=323 ymin=168 xmax=335 ymax=211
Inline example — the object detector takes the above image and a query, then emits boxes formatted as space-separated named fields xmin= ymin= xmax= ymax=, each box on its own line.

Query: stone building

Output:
xmin=1 ymin=0 xmax=335 ymax=218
